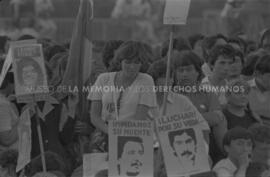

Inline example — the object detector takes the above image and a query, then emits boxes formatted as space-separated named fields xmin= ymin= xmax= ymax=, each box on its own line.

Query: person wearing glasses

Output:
xmin=88 ymin=41 xmax=157 ymax=152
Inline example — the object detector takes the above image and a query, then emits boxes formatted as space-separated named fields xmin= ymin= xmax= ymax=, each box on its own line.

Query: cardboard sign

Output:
xmin=12 ymin=43 xmax=48 ymax=103
xmin=155 ymin=98 xmax=210 ymax=177
xmin=16 ymin=109 xmax=32 ymax=172
xmin=109 ymin=120 xmax=153 ymax=177
xmin=163 ymin=0 xmax=191 ymax=25
xmin=83 ymin=153 xmax=108 ymax=177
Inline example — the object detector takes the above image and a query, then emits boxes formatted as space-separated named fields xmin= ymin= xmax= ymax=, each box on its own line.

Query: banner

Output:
xmin=155 ymin=94 xmax=210 ymax=177
xmin=109 ymin=120 xmax=153 ymax=177
xmin=163 ymin=0 xmax=191 ymax=25
xmin=12 ymin=43 xmax=48 ymax=103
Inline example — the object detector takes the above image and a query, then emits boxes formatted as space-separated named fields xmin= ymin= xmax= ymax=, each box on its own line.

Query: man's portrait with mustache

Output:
xmin=117 ymin=136 xmax=144 ymax=177
xmin=168 ymin=128 xmax=197 ymax=170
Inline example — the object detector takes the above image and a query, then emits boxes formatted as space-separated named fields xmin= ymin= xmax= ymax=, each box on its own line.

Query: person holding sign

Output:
xmin=147 ymin=59 xmax=210 ymax=177
xmin=88 ymin=41 xmax=157 ymax=152
xmin=172 ymin=51 xmax=227 ymax=153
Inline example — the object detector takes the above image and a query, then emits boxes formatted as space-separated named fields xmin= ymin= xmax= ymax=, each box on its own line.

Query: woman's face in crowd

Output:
xmin=229 ymin=56 xmax=243 ymax=77
xmin=121 ymin=59 xmax=141 ymax=78
xmin=175 ymin=65 xmax=199 ymax=86
xmin=22 ymin=65 xmax=39 ymax=86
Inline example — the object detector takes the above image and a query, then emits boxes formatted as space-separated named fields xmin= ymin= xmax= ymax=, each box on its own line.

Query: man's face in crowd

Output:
xmin=173 ymin=132 xmax=196 ymax=166
xmin=227 ymin=85 xmax=249 ymax=107
xmin=229 ymin=56 xmax=243 ymax=77
xmin=176 ymin=65 xmax=199 ymax=87
xmin=22 ymin=65 xmax=38 ymax=86
xmin=256 ymin=72 xmax=270 ymax=91
xmin=119 ymin=141 xmax=143 ymax=177
xmin=225 ymin=138 xmax=253 ymax=162
xmin=155 ymin=76 xmax=174 ymax=91
xmin=212 ymin=55 xmax=233 ymax=80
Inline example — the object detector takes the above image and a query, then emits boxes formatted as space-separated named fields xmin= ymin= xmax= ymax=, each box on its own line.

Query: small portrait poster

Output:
xmin=109 ymin=120 xmax=153 ymax=177
xmin=155 ymin=109 xmax=210 ymax=177
xmin=12 ymin=43 xmax=48 ymax=103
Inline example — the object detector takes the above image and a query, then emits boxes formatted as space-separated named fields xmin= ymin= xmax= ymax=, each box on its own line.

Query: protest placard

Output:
xmin=163 ymin=0 xmax=191 ymax=25
xmin=0 ymin=39 xmax=37 ymax=89
xmin=155 ymin=93 xmax=210 ymax=177
xmin=12 ymin=43 xmax=48 ymax=103
xmin=83 ymin=153 xmax=108 ymax=177
xmin=109 ymin=120 xmax=153 ymax=177
xmin=16 ymin=109 xmax=32 ymax=172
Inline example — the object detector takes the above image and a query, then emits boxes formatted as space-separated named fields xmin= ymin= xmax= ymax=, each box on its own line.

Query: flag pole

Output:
xmin=33 ymin=95 xmax=47 ymax=172
xmin=162 ymin=25 xmax=174 ymax=116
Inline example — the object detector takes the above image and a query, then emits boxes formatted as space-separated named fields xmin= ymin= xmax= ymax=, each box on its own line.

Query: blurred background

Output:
xmin=1 ymin=0 xmax=270 ymax=44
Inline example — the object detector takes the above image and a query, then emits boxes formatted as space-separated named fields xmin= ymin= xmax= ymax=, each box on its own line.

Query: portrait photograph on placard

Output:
xmin=12 ymin=44 xmax=48 ymax=102
xmin=109 ymin=120 xmax=153 ymax=177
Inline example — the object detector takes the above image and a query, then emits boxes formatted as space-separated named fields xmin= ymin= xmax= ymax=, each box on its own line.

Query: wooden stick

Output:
xmin=162 ymin=26 xmax=174 ymax=116
xmin=33 ymin=95 xmax=47 ymax=172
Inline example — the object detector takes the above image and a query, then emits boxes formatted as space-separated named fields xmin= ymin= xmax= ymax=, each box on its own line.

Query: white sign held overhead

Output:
xmin=163 ymin=0 xmax=191 ymax=25
xmin=0 ymin=49 xmax=12 ymax=88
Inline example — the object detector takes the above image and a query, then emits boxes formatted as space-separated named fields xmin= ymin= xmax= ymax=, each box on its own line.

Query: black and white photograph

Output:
xmin=1 ymin=0 xmax=270 ymax=177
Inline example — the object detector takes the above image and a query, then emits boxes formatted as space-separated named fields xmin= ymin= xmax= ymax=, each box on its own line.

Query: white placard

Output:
xmin=109 ymin=120 xmax=153 ymax=177
xmin=12 ymin=43 xmax=48 ymax=103
xmin=163 ymin=0 xmax=191 ymax=25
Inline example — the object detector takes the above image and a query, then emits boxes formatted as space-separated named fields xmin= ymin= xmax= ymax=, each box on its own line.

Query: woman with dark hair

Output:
xmin=101 ymin=40 xmax=124 ymax=70
xmin=173 ymin=50 xmax=228 ymax=164
xmin=88 ymin=41 xmax=157 ymax=152
xmin=108 ymin=41 xmax=153 ymax=73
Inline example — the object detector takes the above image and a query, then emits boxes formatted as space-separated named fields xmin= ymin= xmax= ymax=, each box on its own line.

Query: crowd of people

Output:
xmin=0 ymin=21 xmax=270 ymax=177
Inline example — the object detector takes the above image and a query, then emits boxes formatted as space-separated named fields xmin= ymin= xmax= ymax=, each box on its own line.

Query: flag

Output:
xmin=60 ymin=0 xmax=93 ymax=125
xmin=62 ymin=0 xmax=93 ymax=89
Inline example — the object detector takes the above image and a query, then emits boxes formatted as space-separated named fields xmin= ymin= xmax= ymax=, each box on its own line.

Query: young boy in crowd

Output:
xmin=213 ymin=127 xmax=254 ymax=177
xmin=223 ymin=79 xmax=260 ymax=130
xmin=248 ymin=54 xmax=270 ymax=126
xmin=201 ymin=44 xmax=235 ymax=106
xmin=249 ymin=124 xmax=270 ymax=168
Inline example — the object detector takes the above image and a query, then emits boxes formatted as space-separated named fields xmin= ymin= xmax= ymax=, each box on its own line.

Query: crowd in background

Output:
xmin=1 ymin=23 xmax=270 ymax=177
xmin=0 ymin=0 xmax=270 ymax=176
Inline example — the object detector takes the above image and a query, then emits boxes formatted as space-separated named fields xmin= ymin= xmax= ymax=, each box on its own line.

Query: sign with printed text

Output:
xmin=109 ymin=120 xmax=153 ymax=177
xmin=12 ymin=43 xmax=48 ymax=103
xmin=163 ymin=0 xmax=191 ymax=25
xmin=155 ymin=110 xmax=210 ymax=177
